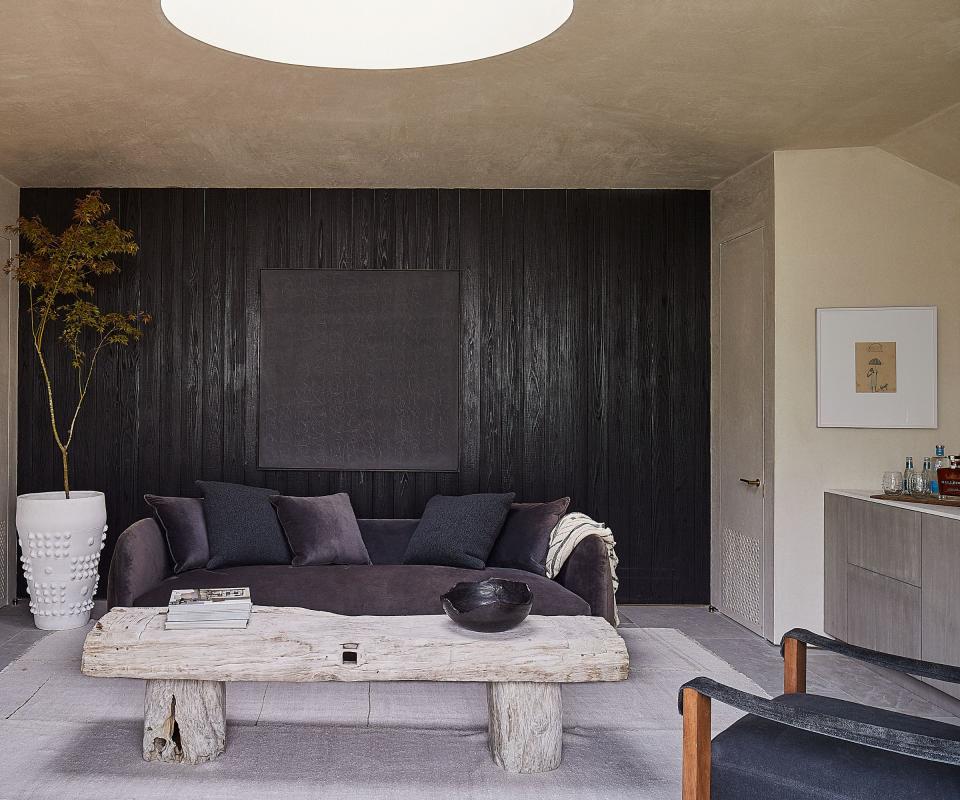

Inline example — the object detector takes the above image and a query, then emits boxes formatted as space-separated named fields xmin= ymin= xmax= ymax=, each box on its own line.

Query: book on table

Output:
xmin=165 ymin=587 xmax=252 ymax=630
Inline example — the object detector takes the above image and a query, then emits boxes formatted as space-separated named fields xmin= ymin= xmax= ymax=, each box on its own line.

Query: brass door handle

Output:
xmin=739 ymin=478 xmax=761 ymax=487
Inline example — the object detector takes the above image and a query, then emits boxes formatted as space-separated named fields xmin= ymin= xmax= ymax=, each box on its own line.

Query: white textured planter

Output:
xmin=16 ymin=491 xmax=107 ymax=630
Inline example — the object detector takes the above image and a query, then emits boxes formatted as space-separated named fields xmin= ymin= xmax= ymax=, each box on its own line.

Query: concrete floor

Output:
xmin=620 ymin=604 xmax=960 ymax=723
xmin=3 ymin=600 xmax=960 ymax=724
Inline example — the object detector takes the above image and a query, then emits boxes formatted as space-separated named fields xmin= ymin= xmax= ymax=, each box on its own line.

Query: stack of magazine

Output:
xmin=165 ymin=587 xmax=252 ymax=630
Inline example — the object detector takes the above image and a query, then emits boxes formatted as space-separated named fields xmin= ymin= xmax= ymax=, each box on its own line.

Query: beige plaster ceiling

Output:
xmin=1 ymin=0 xmax=959 ymax=188
xmin=881 ymin=101 xmax=960 ymax=187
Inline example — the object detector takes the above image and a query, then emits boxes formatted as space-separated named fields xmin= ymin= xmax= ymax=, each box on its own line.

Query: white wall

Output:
xmin=772 ymin=147 xmax=960 ymax=638
xmin=0 ymin=172 xmax=18 ymax=606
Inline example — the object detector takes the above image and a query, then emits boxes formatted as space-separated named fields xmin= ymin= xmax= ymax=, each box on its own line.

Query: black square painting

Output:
xmin=259 ymin=270 xmax=460 ymax=471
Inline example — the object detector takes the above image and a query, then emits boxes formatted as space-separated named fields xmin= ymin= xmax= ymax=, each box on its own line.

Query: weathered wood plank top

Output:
xmin=81 ymin=606 xmax=629 ymax=683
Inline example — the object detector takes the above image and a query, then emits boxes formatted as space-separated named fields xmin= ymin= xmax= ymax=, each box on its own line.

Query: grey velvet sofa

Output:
xmin=107 ymin=517 xmax=617 ymax=624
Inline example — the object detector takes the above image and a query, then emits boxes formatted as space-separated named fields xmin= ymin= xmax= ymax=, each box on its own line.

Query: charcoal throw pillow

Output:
xmin=272 ymin=493 xmax=371 ymax=566
xmin=487 ymin=497 xmax=571 ymax=575
xmin=143 ymin=494 xmax=210 ymax=573
xmin=197 ymin=481 xmax=291 ymax=568
xmin=402 ymin=492 xmax=515 ymax=569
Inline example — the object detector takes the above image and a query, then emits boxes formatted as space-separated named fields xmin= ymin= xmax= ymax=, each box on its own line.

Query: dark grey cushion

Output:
xmin=712 ymin=693 xmax=960 ymax=800
xmin=357 ymin=519 xmax=419 ymax=565
xmin=487 ymin=498 xmax=570 ymax=575
xmin=143 ymin=494 xmax=209 ymax=573
xmin=402 ymin=493 xmax=515 ymax=569
xmin=272 ymin=493 xmax=371 ymax=566
xmin=197 ymin=481 xmax=291 ymax=568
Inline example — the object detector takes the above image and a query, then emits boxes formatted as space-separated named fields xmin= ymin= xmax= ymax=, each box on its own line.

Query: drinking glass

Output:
xmin=907 ymin=472 xmax=928 ymax=498
xmin=881 ymin=471 xmax=903 ymax=495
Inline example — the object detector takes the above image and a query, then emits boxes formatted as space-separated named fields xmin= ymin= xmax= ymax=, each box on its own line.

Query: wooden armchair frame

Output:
xmin=678 ymin=628 xmax=960 ymax=800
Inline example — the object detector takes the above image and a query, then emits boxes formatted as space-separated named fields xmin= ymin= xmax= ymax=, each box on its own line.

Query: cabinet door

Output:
xmin=846 ymin=564 xmax=920 ymax=659
xmin=824 ymin=494 xmax=847 ymax=639
xmin=921 ymin=515 xmax=960 ymax=700
xmin=845 ymin=498 xmax=920 ymax=586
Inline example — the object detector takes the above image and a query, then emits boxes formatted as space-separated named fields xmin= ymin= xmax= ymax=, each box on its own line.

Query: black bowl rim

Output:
xmin=440 ymin=578 xmax=532 ymax=612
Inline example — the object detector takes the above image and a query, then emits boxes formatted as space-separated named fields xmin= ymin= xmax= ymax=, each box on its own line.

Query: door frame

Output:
xmin=711 ymin=222 xmax=775 ymax=641
xmin=0 ymin=231 xmax=16 ymax=608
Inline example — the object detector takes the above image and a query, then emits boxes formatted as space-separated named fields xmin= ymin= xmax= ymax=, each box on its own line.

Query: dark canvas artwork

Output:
xmin=259 ymin=269 xmax=461 ymax=471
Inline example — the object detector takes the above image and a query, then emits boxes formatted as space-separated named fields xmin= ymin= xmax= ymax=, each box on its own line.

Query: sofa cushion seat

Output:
xmin=134 ymin=564 xmax=591 ymax=617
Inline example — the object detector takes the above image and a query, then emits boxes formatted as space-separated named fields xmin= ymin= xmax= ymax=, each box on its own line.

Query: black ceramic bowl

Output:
xmin=441 ymin=578 xmax=533 ymax=633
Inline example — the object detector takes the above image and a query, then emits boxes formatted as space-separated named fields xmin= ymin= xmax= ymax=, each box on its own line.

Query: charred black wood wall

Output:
xmin=18 ymin=188 xmax=710 ymax=603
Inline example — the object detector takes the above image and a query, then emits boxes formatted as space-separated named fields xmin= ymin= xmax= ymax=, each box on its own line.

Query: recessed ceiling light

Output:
xmin=160 ymin=0 xmax=574 ymax=70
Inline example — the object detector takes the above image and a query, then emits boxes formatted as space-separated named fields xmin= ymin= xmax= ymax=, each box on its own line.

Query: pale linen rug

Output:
xmin=0 ymin=624 xmax=766 ymax=800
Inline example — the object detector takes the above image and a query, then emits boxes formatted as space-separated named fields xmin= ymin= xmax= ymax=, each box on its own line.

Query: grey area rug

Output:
xmin=0 ymin=624 xmax=766 ymax=800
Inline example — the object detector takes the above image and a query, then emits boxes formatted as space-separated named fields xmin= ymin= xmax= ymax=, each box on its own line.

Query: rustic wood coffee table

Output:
xmin=82 ymin=606 xmax=628 ymax=772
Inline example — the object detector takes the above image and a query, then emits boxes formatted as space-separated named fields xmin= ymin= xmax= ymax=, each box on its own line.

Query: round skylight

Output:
xmin=160 ymin=0 xmax=574 ymax=70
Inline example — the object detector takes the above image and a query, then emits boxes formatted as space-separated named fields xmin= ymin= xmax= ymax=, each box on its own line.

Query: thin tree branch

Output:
xmin=64 ymin=325 xmax=115 ymax=450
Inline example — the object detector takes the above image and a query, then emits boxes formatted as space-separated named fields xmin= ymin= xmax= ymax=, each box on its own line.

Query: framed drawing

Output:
xmin=816 ymin=306 xmax=937 ymax=428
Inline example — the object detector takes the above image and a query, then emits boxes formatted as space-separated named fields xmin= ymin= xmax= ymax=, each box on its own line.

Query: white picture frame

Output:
xmin=816 ymin=306 xmax=938 ymax=429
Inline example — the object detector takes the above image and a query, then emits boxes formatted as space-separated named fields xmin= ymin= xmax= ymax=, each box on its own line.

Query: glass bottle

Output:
xmin=922 ymin=457 xmax=936 ymax=497
xmin=903 ymin=456 xmax=915 ymax=494
xmin=931 ymin=445 xmax=947 ymax=496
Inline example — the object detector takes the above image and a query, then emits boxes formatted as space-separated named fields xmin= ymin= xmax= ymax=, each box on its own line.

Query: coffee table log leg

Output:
xmin=143 ymin=679 xmax=226 ymax=764
xmin=487 ymin=681 xmax=562 ymax=773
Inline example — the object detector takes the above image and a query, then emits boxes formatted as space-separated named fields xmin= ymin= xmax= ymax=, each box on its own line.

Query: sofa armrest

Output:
xmin=554 ymin=534 xmax=616 ymax=625
xmin=106 ymin=518 xmax=173 ymax=610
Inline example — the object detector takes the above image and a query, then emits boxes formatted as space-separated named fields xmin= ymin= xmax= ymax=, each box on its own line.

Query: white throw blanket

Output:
xmin=545 ymin=512 xmax=620 ymax=625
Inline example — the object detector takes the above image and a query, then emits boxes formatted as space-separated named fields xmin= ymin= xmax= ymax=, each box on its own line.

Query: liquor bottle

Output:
xmin=931 ymin=445 xmax=947 ymax=495
xmin=903 ymin=456 xmax=915 ymax=493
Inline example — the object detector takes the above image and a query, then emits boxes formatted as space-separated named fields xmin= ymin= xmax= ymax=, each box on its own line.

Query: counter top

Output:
xmin=827 ymin=489 xmax=960 ymax=521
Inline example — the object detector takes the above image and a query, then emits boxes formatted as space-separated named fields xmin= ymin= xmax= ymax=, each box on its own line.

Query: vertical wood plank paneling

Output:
xmin=585 ymin=191 xmax=609 ymax=526
xmin=605 ymin=190 xmax=635 ymax=598
xmin=479 ymin=189 xmax=502 ymax=493
xmin=457 ymin=190 xmax=482 ymax=496
xmin=414 ymin=189 xmax=440 ymax=508
xmin=279 ymin=190 xmax=310 ymax=497
xmin=201 ymin=190 xmax=225 ymax=482
xmin=521 ymin=191 xmax=546 ymax=503
xmin=565 ymin=191 xmax=590 ymax=511
xmin=17 ymin=187 xmax=710 ymax=603
xmin=350 ymin=188 xmax=376 ymax=515
xmin=304 ymin=189 xmax=332 ymax=500
xmin=242 ymin=190 xmax=272 ymax=490
xmin=135 ymin=190 xmax=163 ymax=509
xmin=180 ymin=189 xmax=205 ymax=494
xmin=499 ymin=191 xmax=524 ymax=498
xmin=542 ymin=191 xmax=568 ymax=504
xmin=113 ymin=190 xmax=139 ymax=565
xmin=367 ymin=189 xmax=395 ymax=517
xmin=157 ymin=189 xmax=184 ymax=497
xmin=392 ymin=190 xmax=417 ymax=517
xmin=220 ymin=190 xmax=246 ymax=485
xmin=436 ymin=189 xmax=461 ymax=497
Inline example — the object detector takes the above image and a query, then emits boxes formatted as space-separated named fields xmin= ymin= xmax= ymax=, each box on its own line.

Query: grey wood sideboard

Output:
xmin=824 ymin=490 xmax=960 ymax=700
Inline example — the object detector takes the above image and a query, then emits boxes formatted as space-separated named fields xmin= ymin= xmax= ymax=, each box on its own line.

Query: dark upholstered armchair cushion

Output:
xmin=143 ymin=494 xmax=209 ymax=573
xmin=487 ymin=498 xmax=570 ymax=575
xmin=402 ymin=493 xmax=515 ymax=569
xmin=197 ymin=481 xmax=291 ymax=568
xmin=712 ymin=693 xmax=960 ymax=800
xmin=272 ymin=493 xmax=371 ymax=566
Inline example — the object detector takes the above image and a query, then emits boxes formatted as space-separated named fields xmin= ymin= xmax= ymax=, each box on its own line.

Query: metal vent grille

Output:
xmin=721 ymin=526 xmax=761 ymax=628
xmin=0 ymin=518 xmax=7 ymax=604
